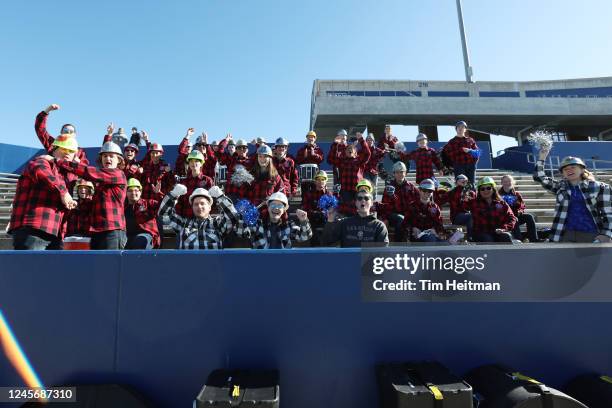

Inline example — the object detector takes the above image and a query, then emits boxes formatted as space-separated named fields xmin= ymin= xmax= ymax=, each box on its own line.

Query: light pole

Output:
xmin=456 ymin=0 xmax=474 ymax=83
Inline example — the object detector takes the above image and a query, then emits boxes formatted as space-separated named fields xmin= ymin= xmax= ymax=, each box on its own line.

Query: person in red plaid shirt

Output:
xmin=463 ymin=176 xmax=517 ymax=243
xmin=104 ymin=123 xmax=143 ymax=180
xmin=272 ymin=137 xmax=299 ymax=197
xmin=364 ymin=133 xmax=386 ymax=190
xmin=301 ymin=170 xmax=337 ymax=245
xmin=441 ymin=121 xmax=480 ymax=184
xmin=9 ymin=137 xmax=78 ymax=250
xmin=174 ymin=150 xmax=214 ymax=218
xmin=246 ymin=145 xmax=284 ymax=206
xmin=35 ymin=104 xmax=89 ymax=166
xmin=377 ymin=124 xmax=399 ymax=151
xmin=124 ymin=178 xmax=160 ymax=249
xmin=327 ymin=129 xmax=348 ymax=185
xmin=401 ymin=179 xmax=446 ymax=243
xmin=65 ymin=179 xmax=94 ymax=238
xmin=185 ymin=132 xmax=218 ymax=180
xmin=174 ymin=128 xmax=195 ymax=178
xmin=499 ymin=174 xmax=539 ymax=242
xmin=140 ymin=141 xmax=174 ymax=202
xmin=217 ymin=135 xmax=254 ymax=201
xmin=379 ymin=161 xmax=419 ymax=241
xmin=52 ymin=141 xmax=128 ymax=249
xmin=327 ymin=132 xmax=371 ymax=215
xmin=295 ymin=130 xmax=324 ymax=194
xmin=400 ymin=133 xmax=443 ymax=183
xmin=435 ymin=174 xmax=475 ymax=238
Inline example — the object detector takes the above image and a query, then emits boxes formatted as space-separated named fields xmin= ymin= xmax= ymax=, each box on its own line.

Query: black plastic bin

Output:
xmin=195 ymin=369 xmax=279 ymax=407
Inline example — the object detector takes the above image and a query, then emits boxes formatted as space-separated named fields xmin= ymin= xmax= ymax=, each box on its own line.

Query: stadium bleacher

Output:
xmin=2 ymin=169 xmax=612 ymax=250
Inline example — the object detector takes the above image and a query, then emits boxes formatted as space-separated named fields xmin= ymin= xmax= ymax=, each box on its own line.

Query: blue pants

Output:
xmin=453 ymin=212 xmax=473 ymax=238
xmin=453 ymin=163 xmax=476 ymax=184
xmin=416 ymin=232 xmax=445 ymax=243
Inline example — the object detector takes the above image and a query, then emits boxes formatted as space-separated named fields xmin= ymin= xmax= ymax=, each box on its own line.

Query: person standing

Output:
xmin=295 ymin=130 xmax=324 ymax=194
xmin=401 ymin=133 xmax=443 ymax=183
xmin=35 ymin=104 xmax=89 ymax=165
xmin=441 ymin=121 xmax=480 ymax=184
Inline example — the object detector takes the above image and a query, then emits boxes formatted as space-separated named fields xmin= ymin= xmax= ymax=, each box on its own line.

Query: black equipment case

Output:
xmin=195 ymin=369 xmax=279 ymax=407
xmin=466 ymin=364 xmax=588 ymax=408
xmin=564 ymin=373 xmax=612 ymax=408
xmin=376 ymin=361 xmax=473 ymax=408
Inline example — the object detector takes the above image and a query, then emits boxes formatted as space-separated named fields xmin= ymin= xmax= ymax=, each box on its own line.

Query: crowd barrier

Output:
xmin=1 ymin=248 xmax=611 ymax=407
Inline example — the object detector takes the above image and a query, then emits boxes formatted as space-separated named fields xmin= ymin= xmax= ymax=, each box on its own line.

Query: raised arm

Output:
xmin=35 ymin=105 xmax=61 ymax=151
xmin=158 ymin=185 xmax=188 ymax=232
xmin=56 ymin=159 xmax=126 ymax=185
xmin=532 ymin=147 xmax=561 ymax=194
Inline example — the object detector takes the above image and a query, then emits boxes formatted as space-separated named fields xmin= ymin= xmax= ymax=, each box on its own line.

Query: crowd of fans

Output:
xmin=7 ymin=105 xmax=612 ymax=250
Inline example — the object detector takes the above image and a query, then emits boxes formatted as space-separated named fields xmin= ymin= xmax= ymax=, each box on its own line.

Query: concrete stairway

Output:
xmin=0 ymin=173 xmax=19 ymax=249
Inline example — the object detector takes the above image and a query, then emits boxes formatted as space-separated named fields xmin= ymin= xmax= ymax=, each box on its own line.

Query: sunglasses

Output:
xmin=236 ymin=146 xmax=248 ymax=150
xmin=61 ymin=127 xmax=75 ymax=134
xmin=58 ymin=147 xmax=76 ymax=154
xmin=420 ymin=189 xmax=434 ymax=193
xmin=268 ymin=203 xmax=285 ymax=210
xmin=479 ymin=186 xmax=493 ymax=191
xmin=356 ymin=195 xmax=371 ymax=202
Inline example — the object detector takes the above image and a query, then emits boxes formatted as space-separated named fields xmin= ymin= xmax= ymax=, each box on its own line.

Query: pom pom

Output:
xmin=502 ymin=194 xmax=517 ymax=207
xmin=470 ymin=149 xmax=481 ymax=159
xmin=231 ymin=165 xmax=254 ymax=186
xmin=318 ymin=194 xmax=339 ymax=216
xmin=235 ymin=199 xmax=259 ymax=227
xmin=527 ymin=131 xmax=553 ymax=151
xmin=394 ymin=141 xmax=406 ymax=153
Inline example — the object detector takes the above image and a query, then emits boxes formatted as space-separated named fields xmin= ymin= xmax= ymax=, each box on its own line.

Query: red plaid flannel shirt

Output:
xmin=401 ymin=147 xmax=442 ymax=182
xmin=178 ymin=141 xmax=217 ymax=179
xmin=203 ymin=145 xmax=218 ymax=179
xmin=327 ymin=139 xmax=371 ymax=193
xmin=65 ymin=198 xmax=93 ymax=236
xmin=464 ymin=196 xmax=517 ymax=234
xmin=295 ymin=144 xmax=324 ymax=165
xmin=140 ymin=159 xmax=175 ymax=201
xmin=35 ymin=111 xmax=89 ymax=165
xmin=174 ymin=173 xmax=214 ymax=218
xmin=273 ymin=156 xmax=298 ymax=196
xmin=377 ymin=134 xmax=398 ymax=150
xmin=245 ymin=174 xmax=284 ymax=206
xmin=364 ymin=146 xmax=386 ymax=176
xmin=302 ymin=188 xmax=337 ymax=225
xmin=380 ymin=179 xmax=419 ymax=218
xmin=401 ymin=199 xmax=444 ymax=238
xmin=126 ymin=198 xmax=161 ymax=248
xmin=9 ymin=158 xmax=70 ymax=237
xmin=102 ymin=134 xmax=142 ymax=180
xmin=434 ymin=186 xmax=475 ymax=223
xmin=498 ymin=188 xmax=526 ymax=217
xmin=441 ymin=136 xmax=478 ymax=165
xmin=57 ymin=160 xmax=127 ymax=233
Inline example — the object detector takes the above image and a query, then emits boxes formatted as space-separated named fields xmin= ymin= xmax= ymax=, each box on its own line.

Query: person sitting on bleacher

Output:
xmin=174 ymin=150 xmax=214 ymax=218
xmin=400 ymin=133 xmax=444 ymax=184
xmin=246 ymin=145 xmax=284 ymax=206
xmin=124 ymin=178 xmax=160 ymax=249
xmin=379 ymin=161 xmax=419 ymax=241
xmin=35 ymin=104 xmax=89 ymax=166
xmin=237 ymin=192 xmax=312 ymax=249
xmin=295 ymin=130 xmax=324 ymax=193
xmin=217 ymin=134 xmax=253 ymax=201
xmin=363 ymin=133 xmax=386 ymax=190
xmin=158 ymin=184 xmax=239 ymax=249
xmin=327 ymin=132 xmax=371 ymax=216
xmin=65 ymin=179 xmax=94 ymax=238
xmin=534 ymin=146 xmax=612 ymax=243
xmin=499 ymin=174 xmax=539 ymax=242
xmin=140 ymin=140 xmax=174 ymax=203
xmin=272 ymin=137 xmax=299 ymax=197
xmin=9 ymin=136 xmax=78 ymax=250
xmin=441 ymin=121 xmax=479 ymax=185
xmin=435 ymin=174 xmax=474 ymax=239
xmin=301 ymin=171 xmax=335 ymax=228
xmin=401 ymin=179 xmax=445 ymax=243
xmin=321 ymin=187 xmax=389 ymax=248
xmin=463 ymin=176 xmax=516 ymax=244
xmin=52 ymin=141 xmax=128 ymax=249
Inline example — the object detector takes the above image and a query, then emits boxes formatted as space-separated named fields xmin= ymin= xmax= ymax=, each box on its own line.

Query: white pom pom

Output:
xmin=527 ymin=131 xmax=553 ymax=151
xmin=231 ymin=165 xmax=254 ymax=186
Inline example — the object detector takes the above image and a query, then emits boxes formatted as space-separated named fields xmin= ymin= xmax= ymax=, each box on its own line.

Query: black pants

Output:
xmin=453 ymin=163 xmax=476 ymax=184
xmin=125 ymin=233 xmax=153 ymax=249
xmin=90 ymin=230 xmax=126 ymax=250
xmin=12 ymin=227 xmax=63 ymax=250
xmin=387 ymin=213 xmax=405 ymax=242
xmin=512 ymin=213 xmax=538 ymax=242
xmin=472 ymin=231 xmax=514 ymax=244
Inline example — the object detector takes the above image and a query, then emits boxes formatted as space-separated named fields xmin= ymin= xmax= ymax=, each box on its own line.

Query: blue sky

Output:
xmin=1 ymin=0 xmax=611 ymax=154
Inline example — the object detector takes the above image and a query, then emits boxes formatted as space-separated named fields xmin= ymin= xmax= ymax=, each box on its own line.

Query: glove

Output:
xmin=208 ymin=185 xmax=223 ymax=199
xmin=170 ymin=183 xmax=187 ymax=197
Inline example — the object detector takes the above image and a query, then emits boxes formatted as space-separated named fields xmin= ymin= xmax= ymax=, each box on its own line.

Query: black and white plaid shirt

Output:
xmin=159 ymin=193 xmax=239 ymax=249
xmin=534 ymin=160 xmax=612 ymax=242
xmin=237 ymin=217 xmax=312 ymax=249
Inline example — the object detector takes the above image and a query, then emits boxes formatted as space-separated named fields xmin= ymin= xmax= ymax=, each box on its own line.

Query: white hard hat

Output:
xmin=189 ymin=188 xmax=213 ymax=205
xmin=267 ymin=191 xmax=289 ymax=210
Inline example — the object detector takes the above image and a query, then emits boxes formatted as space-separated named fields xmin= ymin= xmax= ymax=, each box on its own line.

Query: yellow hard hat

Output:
xmin=356 ymin=179 xmax=373 ymax=193
xmin=127 ymin=178 xmax=142 ymax=190
xmin=187 ymin=150 xmax=205 ymax=163
xmin=314 ymin=170 xmax=328 ymax=181
xmin=52 ymin=134 xmax=79 ymax=152
xmin=307 ymin=130 xmax=317 ymax=138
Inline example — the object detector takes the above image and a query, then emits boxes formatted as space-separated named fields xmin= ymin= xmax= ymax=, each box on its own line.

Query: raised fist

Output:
xmin=208 ymin=185 xmax=223 ymax=199
xmin=44 ymin=104 xmax=60 ymax=113
xmin=296 ymin=209 xmax=308 ymax=222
